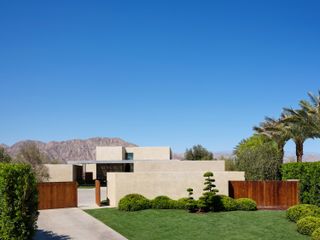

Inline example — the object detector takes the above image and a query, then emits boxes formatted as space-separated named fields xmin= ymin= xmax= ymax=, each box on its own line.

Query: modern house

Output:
xmin=45 ymin=146 xmax=245 ymax=207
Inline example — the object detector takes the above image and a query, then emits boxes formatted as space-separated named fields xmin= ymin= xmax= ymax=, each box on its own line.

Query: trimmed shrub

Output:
xmin=186 ymin=199 xmax=199 ymax=213
xmin=235 ymin=198 xmax=257 ymax=211
xmin=174 ymin=198 xmax=189 ymax=210
xmin=0 ymin=163 xmax=38 ymax=240
xmin=282 ymin=162 xmax=320 ymax=206
xmin=312 ymin=227 xmax=320 ymax=240
xmin=118 ymin=194 xmax=151 ymax=211
xmin=286 ymin=204 xmax=320 ymax=222
xmin=297 ymin=216 xmax=320 ymax=235
xmin=213 ymin=195 xmax=237 ymax=212
xmin=151 ymin=196 xmax=173 ymax=209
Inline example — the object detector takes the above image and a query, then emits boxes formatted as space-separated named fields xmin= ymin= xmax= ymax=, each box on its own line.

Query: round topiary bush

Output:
xmin=118 ymin=194 xmax=151 ymax=211
xmin=297 ymin=216 xmax=320 ymax=235
xmin=235 ymin=198 xmax=257 ymax=211
xmin=312 ymin=227 xmax=320 ymax=240
xmin=151 ymin=196 xmax=173 ymax=209
xmin=213 ymin=195 xmax=237 ymax=212
xmin=286 ymin=204 xmax=320 ymax=222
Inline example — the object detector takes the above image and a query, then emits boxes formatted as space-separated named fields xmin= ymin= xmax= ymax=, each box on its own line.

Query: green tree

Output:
xmin=184 ymin=145 xmax=214 ymax=160
xmin=235 ymin=135 xmax=282 ymax=180
xmin=0 ymin=147 xmax=11 ymax=163
xmin=14 ymin=142 xmax=49 ymax=182
xmin=253 ymin=117 xmax=290 ymax=163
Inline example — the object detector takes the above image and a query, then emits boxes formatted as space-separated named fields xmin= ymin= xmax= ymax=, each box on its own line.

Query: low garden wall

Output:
xmin=134 ymin=160 xmax=225 ymax=172
xmin=107 ymin=171 xmax=245 ymax=207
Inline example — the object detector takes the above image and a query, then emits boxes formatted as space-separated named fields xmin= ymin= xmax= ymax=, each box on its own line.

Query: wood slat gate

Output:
xmin=38 ymin=182 xmax=78 ymax=210
xmin=229 ymin=181 xmax=299 ymax=209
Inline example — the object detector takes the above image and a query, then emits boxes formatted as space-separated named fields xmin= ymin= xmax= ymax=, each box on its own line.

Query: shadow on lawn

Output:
xmin=34 ymin=229 xmax=71 ymax=240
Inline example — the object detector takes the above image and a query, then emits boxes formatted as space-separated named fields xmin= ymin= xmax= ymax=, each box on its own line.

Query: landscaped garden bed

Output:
xmin=85 ymin=208 xmax=308 ymax=240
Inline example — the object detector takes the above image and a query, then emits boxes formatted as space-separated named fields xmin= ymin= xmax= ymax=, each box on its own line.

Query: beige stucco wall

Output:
xmin=86 ymin=164 xmax=97 ymax=179
xmin=96 ymin=146 xmax=125 ymax=160
xmin=107 ymin=171 xmax=245 ymax=207
xmin=44 ymin=164 xmax=75 ymax=182
xmin=125 ymin=147 xmax=171 ymax=160
xmin=134 ymin=160 xmax=225 ymax=172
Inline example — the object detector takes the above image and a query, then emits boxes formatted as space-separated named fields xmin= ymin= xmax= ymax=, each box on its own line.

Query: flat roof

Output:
xmin=67 ymin=160 xmax=134 ymax=164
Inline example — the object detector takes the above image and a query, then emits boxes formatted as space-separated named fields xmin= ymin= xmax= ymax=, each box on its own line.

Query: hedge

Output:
xmin=213 ymin=195 xmax=237 ymax=212
xmin=0 ymin=163 xmax=38 ymax=240
xmin=286 ymin=204 xmax=320 ymax=222
xmin=312 ymin=227 xmax=320 ymax=240
xmin=118 ymin=194 xmax=151 ymax=211
xmin=281 ymin=162 xmax=320 ymax=206
xmin=297 ymin=216 xmax=320 ymax=235
xmin=235 ymin=198 xmax=257 ymax=211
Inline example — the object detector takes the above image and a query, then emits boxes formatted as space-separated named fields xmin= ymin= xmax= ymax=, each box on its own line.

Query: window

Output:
xmin=125 ymin=152 xmax=134 ymax=160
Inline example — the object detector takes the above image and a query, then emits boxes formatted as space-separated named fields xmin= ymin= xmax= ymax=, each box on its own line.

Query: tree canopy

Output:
xmin=184 ymin=145 xmax=214 ymax=160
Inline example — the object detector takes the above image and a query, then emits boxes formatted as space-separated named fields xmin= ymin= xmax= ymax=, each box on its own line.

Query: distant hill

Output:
xmin=1 ymin=137 xmax=137 ymax=163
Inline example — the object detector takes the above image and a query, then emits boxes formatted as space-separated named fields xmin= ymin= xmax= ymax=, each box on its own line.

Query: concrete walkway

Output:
xmin=34 ymin=208 xmax=127 ymax=240
xmin=78 ymin=187 xmax=107 ymax=209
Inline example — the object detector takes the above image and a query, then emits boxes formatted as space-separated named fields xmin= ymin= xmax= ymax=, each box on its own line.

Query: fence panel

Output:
xmin=229 ymin=181 xmax=299 ymax=209
xmin=38 ymin=182 xmax=78 ymax=210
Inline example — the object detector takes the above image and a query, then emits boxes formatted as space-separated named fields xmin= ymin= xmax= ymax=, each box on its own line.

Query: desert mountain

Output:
xmin=1 ymin=137 xmax=137 ymax=163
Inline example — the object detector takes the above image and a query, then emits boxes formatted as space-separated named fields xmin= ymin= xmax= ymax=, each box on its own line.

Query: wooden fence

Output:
xmin=229 ymin=181 xmax=299 ymax=209
xmin=38 ymin=182 xmax=78 ymax=210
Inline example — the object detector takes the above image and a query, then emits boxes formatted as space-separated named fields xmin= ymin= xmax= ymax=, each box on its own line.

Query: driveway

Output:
xmin=78 ymin=187 xmax=107 ymax=209
xmin=34 ymin=208 xmax=127 ymax=240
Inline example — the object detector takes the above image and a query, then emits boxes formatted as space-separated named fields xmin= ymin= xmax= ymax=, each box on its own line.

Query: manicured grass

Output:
xmin=85 ymin=208 xmax=308 ymax=240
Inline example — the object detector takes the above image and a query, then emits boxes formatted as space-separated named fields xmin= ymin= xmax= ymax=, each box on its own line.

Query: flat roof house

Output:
xmin=46 ymin=146 xmax=245 ymax=207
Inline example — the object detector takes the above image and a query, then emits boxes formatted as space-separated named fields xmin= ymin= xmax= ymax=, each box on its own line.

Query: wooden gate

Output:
xmin=38 ymin=182 xmax=78 ymax=210
xmin=95 ymin=180 xmax=101 ymax=207
xmin=229 ymin=181 xmax=299 ymax=209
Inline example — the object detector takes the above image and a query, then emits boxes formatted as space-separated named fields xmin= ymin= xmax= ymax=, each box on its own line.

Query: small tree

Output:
xmin=185 ymin=188 xmax=198 ymax=213
xmin=0 ymin=147 xmax=11 ymax=163
xmin=198 ymin=171 xmax=218 ymax=212
xmin=14 ymin=142 xmax=49 ymax=182
xmin=184 ymin=145 xmax=214 ymax=160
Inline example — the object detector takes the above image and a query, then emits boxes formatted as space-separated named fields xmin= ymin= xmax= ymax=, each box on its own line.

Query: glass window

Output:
xmin=125 ymin=153 xmax=134 ymax=160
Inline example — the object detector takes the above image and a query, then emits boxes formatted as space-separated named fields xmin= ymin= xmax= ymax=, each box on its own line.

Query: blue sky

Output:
xmin=1 ymin=0 xmax=320 ymax=153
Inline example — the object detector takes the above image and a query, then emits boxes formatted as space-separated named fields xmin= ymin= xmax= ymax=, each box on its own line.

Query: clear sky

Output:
xmin=1 ymin=0 xmax=320 ymax=153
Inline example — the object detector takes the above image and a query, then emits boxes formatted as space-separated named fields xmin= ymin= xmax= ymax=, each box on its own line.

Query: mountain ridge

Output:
xmin=1 ymin=137 xmax=137 ymax=163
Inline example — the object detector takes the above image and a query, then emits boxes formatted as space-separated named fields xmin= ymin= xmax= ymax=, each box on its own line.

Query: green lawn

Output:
xmin=85 ymin=208 xmax=308 ymax=240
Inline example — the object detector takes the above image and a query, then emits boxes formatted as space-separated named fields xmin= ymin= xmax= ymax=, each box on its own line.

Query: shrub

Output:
xmin=235 ymin=198 xmax=257 ymax=211
xmin=118 ymin=194 xmax=151 ymax=211
xmin=174 ymin=198 xmax=189 ymax=210
xmin=151 ymin=196 xmax=173 ymax=209
xmin=213 ymin=195 xmax=237 ymax=212
xmin=297 ymin=216 xmax=320 ymax=235
xmin=235 ymin=135 xmax=282 ymax=180
xmin=286 ymin=204 xmax=320 ymax=222
xmin=0 ymin=163 xmax=38 ymax=240
xmin=282 ymin=162 xmax=320 ymax=207
xmin=186 ymin=199 xmax=199 ymax=213
xmin=312 ymin=227 xmax=320 ymax=240
xmin=197 ymin=172 xmax=218 ymax=212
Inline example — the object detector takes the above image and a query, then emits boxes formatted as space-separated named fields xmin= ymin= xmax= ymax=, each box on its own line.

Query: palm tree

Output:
xmin=298 ymin=90 xmax=320 ymax=135
xmin=281 ymin=109 xmax=316 ymax=162
xmin=253 ymin=117 xmax=289 ymax=163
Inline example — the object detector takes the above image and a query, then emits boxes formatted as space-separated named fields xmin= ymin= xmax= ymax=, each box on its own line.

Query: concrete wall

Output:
xmin=96 ymin=146 xmax=125 ymax=160
xmin=134 ymin=160 xmax=225 ymax=172
xmin=45 ymin=164 xmax=76 ymax=182
xmin=107 ymin=171 xmax=245 ymax=207
xmin=125 ymin=147 xmax=171 ymax=160
xmin=86 ymin=164 xmax=97 ymax=179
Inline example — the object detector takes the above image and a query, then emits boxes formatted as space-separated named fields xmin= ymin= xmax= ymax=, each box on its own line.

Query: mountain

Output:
xmin=1 ymin=137 xmax=137 ymax=163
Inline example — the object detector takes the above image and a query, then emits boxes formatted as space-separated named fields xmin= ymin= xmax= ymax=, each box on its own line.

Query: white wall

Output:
xmin=45 ymin=164 xmax=75 ymax=182
xmin=107 ymin=171 xmax=245 ymax=207
xmin=134 ymin=160 xmax=225 ymax=172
